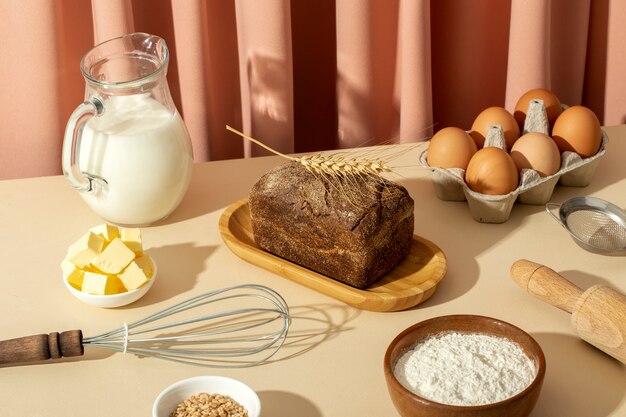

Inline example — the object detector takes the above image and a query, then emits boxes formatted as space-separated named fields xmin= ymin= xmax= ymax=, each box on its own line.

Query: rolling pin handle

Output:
xmin=0 ymin=330 xmax=84 ymax=365
xmin=511 ymin=259 xmax=584 ymax=314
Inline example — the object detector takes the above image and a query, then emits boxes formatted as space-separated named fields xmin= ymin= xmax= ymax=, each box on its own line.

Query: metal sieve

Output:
xmin=545 ymin=196 xmax=626 ymax=254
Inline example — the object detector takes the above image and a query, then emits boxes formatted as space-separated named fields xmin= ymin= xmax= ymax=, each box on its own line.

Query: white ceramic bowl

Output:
xmin=63 ymin=259 xmax=157 ymax=308
xmin=152 ymin=376 xmax=261 ymax=417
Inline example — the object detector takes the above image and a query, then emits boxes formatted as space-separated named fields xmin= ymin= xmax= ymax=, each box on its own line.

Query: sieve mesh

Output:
xmin=565 ymin=209 xmax=626 ymax=252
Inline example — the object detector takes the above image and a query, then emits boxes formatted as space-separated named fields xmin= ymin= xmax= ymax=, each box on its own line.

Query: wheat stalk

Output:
xmin=225 ymin=125 xmax=392 ymax=181
xmin=224 ymin=125 xmax=426 ymax=207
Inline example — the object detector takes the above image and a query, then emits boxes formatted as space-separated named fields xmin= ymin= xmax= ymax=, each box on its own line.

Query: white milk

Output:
xmin=78 ymin=94 xmax=193 ymax=225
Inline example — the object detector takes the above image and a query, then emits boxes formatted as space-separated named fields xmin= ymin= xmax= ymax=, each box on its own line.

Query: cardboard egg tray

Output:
xmin=419 ymin=101 xmax=608 ymax=223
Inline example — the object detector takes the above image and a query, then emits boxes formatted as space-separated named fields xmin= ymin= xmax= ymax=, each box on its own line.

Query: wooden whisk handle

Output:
xmin=511 ymin=259 xmax=584 ymax=314
xmin=0 ymin=330 xmax=83 ymax=365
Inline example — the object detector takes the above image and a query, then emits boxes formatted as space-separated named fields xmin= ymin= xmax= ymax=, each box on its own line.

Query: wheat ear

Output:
xmin=226 ymin=125 xmax=392 ymax=181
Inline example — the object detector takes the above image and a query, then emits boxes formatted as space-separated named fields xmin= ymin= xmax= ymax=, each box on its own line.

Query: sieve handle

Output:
xmin=0 ymin=330 xmax=84 ymax=365
xmin=510 ymin=259 xmax=583 ymax=314
xmin=545 ymin=203 xmax=563 ymax=225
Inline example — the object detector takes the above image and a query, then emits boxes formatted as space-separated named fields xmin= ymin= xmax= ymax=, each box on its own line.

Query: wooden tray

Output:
xmin=218 ymin=199 xmax=447 ymax=312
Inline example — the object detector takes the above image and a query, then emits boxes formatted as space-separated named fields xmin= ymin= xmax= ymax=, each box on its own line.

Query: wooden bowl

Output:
xmin=384 ymin=315 xmax=545 ymax=417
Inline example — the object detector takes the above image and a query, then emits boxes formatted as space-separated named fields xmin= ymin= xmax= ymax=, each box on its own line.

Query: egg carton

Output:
xmin=419 ymin=100 xmax=608 ymax=223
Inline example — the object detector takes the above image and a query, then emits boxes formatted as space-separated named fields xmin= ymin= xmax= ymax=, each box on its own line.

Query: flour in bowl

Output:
xmin=393 ymin=332 xmax=537 ymax=406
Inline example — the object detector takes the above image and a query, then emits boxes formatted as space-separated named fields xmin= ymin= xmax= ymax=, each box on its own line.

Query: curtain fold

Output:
xmin=603 ymin=0 xmax=626 ymax=126
xmin=0 ymin=0 xmax=624 ymax=180
xmin=171 ymin=0 xmax=211 ymax=161
xmin=91 ymin=0 xmax=134 ymax=44
xmin=504 ymin=0 xmax=551 ymax=112
xmin=336 ymin=0 xmax=400 ymax=147
xmin=397 ymin=0 xmax=433 ymax=142
xmin=431 ymin=0 xmax=511 ymax=132
xmin=0 ymin=1 xmax=61 ymax=179
xmin=549 ymin=0 xmax=590 ymax=106
xmin=235 ymin=0 xmax=294 ymax=158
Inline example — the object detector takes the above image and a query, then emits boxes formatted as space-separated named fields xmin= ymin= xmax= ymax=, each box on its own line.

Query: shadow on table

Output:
xmin=396 ymin=176 xmax=531 ymax=307
xmin=397 ymin=170 xmax=626 ymax=309
xmin=267 ymin=303 xmax=360 ymax=363
xmin=531 ymin=332 xmax=626 ymax=417
xmin=557 ymin=268 xmax=620 ymax=288
xmin=124 ymin=243 xmax=218 ymax=308
xmin=258 ymin=390 xmax=322 ymax=417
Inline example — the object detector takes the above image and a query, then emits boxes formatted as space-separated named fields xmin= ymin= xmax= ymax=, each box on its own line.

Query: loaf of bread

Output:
xmin=249 ymin=161 xmax=414 ymax=288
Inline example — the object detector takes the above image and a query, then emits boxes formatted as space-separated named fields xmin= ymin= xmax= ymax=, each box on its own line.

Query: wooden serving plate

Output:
xmin=218 ymin=199 xmax=447 ymax=312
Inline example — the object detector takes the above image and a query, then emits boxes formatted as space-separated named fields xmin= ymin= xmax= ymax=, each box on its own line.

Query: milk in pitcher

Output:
xmin=78 ymin=94 xmax=193 ymax=225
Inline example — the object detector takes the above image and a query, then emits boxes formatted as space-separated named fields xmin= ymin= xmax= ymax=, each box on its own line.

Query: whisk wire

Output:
xmin=84 ymin=285 xmax=288 ymax=340
xmin=83 ymin=284 xmax=291 ymax=368
xmin=130 ymin=305 xmax=286 ymax=335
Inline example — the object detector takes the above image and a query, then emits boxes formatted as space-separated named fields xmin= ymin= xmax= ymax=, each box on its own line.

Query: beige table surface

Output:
xmin=1 ymin=125 xmax=626 ymax=417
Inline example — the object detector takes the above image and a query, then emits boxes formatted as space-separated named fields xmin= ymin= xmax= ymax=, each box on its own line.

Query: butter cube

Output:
xmin=66 ymin=232 xmax=104 ymax=268
xmin=134 ymin=254 xmax=154 ymax=278
xmin=89 ymin=224 xmax=120 ymax=243
xmin=119 ymin=261 xmax=150 ymax=290
xmin=90 ymin=238 xmax=135 ymax=274
xmin=120 ymin=228 xmax=143 ymax=255
xmin=82 ymin=271 xmax=124 ymax=295
xmin=61 ymin=259 xmax=84 ymax=290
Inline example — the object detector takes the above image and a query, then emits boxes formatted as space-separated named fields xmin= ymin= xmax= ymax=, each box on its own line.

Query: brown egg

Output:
xmin=551 ymin=106 xmax=602 ymax=158
xmin=465 ymin=147 xmax=519 ymax=195
xmin=426 ymin=127 xmax=477 ymax=169
xmin=470 ymin=107 xmax=520 ymax=150
xmin=514 ymin=88 xmax=562 ymax=130
xmin=510 ymin=132 xmax=561 ymax=176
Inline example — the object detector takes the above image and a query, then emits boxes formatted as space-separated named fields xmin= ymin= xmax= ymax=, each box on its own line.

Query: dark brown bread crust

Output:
xmin=249 ymin=161 xmax=414 ymax=288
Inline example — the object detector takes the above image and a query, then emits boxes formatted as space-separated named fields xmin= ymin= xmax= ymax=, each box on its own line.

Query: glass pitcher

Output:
xmin=62 ymin=32 xmax=193 ymax=226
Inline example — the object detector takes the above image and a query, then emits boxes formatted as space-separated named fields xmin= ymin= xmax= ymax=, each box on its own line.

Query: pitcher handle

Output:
xmin=62 ymin=97 xmax=105 ymax=193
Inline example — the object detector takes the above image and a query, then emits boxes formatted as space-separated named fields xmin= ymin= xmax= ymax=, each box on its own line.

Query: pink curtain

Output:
xmin=1 ymin=0 xmax=625 ymax=180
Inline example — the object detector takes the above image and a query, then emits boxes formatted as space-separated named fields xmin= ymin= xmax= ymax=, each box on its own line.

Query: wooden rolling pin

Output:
xmin=511 ymin=259 xmax=626 ymax=364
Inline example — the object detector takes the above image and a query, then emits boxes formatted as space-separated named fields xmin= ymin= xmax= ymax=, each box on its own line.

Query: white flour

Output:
xmin=393 ymin=332 xmax=537 ymax=406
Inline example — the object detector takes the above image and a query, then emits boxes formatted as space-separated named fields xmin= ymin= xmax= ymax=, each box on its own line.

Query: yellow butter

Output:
xmin=61 ymin=259 xmax=84 ymax=290
xmin=120 ymin=227 xmax=143 ymax=255
xmin=119 ymin=261 xmax=150 ymax=291
xmin=89 ymin=224 xmax=120 ymax=243
xmin=82 ymin=271 xmax=124 ymax=295
xmin=66 ymin=232 xmax=104 ymax=268
xmin=134 ymin=254 xmax=154 ymax=278
xmin=90 ymin=237 xmax=136 ymax=275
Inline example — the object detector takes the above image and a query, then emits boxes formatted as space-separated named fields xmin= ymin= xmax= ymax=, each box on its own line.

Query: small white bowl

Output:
xmin=152 ymin=376 xmax=261 ymax=417
xmin=63 ymin=259 xmax=157 ymax=308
